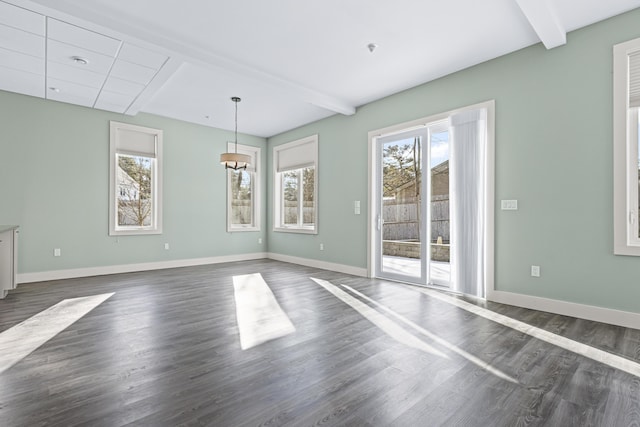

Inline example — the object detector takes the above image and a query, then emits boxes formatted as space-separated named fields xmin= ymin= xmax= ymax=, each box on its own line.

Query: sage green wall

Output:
xmin=0 ymin=91 xmax=267 ymax=274
xmin=267 ymin=9 xmax=640 ymax=313
xmin=2 ymin=8 xmax=639 ymax=314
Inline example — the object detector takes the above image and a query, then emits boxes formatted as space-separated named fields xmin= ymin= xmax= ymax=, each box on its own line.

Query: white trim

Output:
xmin=485 ymin=101 xmax=496 ymax=300
xmin=367 ymin=100 xmax=495 ymax=294
xmin=613 ymin=37 xmax=640 ymax=256
xmin=627 ymin=108 xmax=640 ymax=247
xmin=273 ymin=135 xmax=319 ymax=234
xmin=14 ymin=250 xmax=640 ymax=330
xmin=17 ymin=252 xmax=367 ymax=284
xmin=17 ymin=252 xmax=267 ymax=284
xmin=267 ymin=252 xmax=368 ymax=277
xmin=367 ymin=125 xmax=375 ymax=278
xmin=486 ymin=288 xmax=640 ymax=330
xmin=109 ymin=121 xmax=163 ymax=236
xmin=272 ymin=226 xmax=318 ymax=235
xmin=227 ymin=143 xmax=261 ymax=232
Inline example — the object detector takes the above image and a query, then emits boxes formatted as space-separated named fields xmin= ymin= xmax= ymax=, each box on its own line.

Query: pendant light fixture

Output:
xmin=220 ymin=96 xmax=251 ymax=170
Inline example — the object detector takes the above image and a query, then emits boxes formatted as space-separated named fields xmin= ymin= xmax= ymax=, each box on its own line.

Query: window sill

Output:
xmin=228 ymin=226 xmax=260 ymax=233
xmin=274 ymin=226 xmax=317 ymax=235
xmin=109 ymin=228 xmax=162 ymax=236
xmin=614 ymin=243 xmax=640 ymax=256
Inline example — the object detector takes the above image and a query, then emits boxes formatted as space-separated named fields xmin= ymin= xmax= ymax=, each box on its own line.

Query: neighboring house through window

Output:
xmin=109 ymin=121 xmax=163 ymax=236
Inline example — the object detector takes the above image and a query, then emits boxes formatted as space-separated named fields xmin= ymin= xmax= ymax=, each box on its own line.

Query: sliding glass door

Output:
xmin=371 ymin=103 xmax=491 ymax=298
xmin=376 ymin=129 xmax=428 ymax=284
xmin=427 ymin=125 xmax=451 ymax=287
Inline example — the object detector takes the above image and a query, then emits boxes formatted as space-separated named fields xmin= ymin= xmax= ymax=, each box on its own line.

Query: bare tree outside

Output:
xmin=282 ymin=167 xmax=315 ymax=226
xmin=302 ymin=167 xmax=314 ymax=224
xmin=382 ymin=143 xmax=416 ymax=197
xmin=230 ymin=170 xmax=253 ymax=225
xmin=117 ymin=155 xmax=153 ymax=227
xmin=283 ymin=171 xmax=299 ymax=225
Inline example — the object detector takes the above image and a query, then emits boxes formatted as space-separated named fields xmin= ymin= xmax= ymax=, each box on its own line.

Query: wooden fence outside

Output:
xmin=382 ymin=195 xmax=449 ymax=243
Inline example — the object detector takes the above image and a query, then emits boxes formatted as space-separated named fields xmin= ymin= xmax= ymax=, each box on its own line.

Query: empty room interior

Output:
xmin=2 ymin=0 xmax=640 ymax=425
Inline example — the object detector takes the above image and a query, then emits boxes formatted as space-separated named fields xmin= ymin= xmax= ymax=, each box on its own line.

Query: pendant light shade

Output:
xmin=220 ymin=151 xmax=251 ymax=169
xmin=220 ymin=96 xmax=251 ymax=170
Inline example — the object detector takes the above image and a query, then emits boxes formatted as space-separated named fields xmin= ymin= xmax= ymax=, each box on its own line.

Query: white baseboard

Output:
xmin=18 ymin=253 xmax=637 ymax=330
xmin=17 ymin=252 xmax=268 ymax=284
xmin=487 ymin=288 xmax=640 ymax=330
xmin=16 ymin=252 xmax=367 ymax=284
xmin=267 ymin=252 xmax=368 ymax=277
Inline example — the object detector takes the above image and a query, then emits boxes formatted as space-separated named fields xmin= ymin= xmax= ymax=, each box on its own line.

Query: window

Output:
xmin=109 ymin=121 xmax=162 ymax=236
xmin=227 ymin=143 xmax=260 ymax=231
xmin=613 ymin=38 xmax=640 ymax=255
xmin=273 ymin=135 xmax=318 ymax=233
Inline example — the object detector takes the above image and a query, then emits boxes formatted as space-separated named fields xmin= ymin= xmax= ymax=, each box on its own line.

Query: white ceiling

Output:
xmin=1 ymin=0 xmax=639 ymax=137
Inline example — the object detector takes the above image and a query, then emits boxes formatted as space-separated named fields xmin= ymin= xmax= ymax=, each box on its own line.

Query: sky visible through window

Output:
xmin=393 ymin=131 xmax=449 ymax=169
xmin=430 ymin=131 xmax=449 ymax=168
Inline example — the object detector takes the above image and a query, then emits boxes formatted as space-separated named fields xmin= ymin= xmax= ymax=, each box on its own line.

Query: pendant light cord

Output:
xmin=234 ymin=98 xmax=239 ymax=153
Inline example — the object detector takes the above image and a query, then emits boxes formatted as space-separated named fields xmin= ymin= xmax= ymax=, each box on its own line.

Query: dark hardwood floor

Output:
xmin=0 ymin=259 xmax=639 ymax=426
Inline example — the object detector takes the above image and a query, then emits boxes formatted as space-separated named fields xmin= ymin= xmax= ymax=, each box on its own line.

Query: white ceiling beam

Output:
xmin=515 ymin=0 xmax=566 ymax=49
xmin=17 ymin=0 xmax=356 ymax=116
xmin=125 ymin=57 xmax=183 ymax=116
xmin=184 ymin=50 xmax=356 ymax=116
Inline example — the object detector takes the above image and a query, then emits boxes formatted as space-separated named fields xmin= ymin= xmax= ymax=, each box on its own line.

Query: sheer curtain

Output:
xmin=449 ymin=108 xmax=487 ymax=298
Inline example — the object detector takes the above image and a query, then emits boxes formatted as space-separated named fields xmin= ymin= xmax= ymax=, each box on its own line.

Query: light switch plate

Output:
xmin=501 ymin=199 xmax=518 ymax=210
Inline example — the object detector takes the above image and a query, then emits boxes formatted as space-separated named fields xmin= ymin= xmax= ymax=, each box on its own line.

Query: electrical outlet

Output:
xmin=531 ymin=265 xmax=540 ymax=277
xmin=53 ymin=248 xmax=61 ymax=257
xmin=258 ymin=238 xmax=263 ymax=244
xmin=320 ymin=243 xmax=324 ymax=251
xmin=354 ymin=200 xmax=361 ymax=215
xmin=164 ymin=243 xmax=170 ymax=250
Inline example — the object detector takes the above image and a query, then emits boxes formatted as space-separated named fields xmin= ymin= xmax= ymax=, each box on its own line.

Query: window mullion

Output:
xmin=629 ymin=108 xmax=640 ymax=245
xmin=151 ymin=158 xmax=157 ymax=226
xmin=300 ymin=169 xmax=306 ymax=227
xmin=281 ymin=173 xmax=286 ymax=226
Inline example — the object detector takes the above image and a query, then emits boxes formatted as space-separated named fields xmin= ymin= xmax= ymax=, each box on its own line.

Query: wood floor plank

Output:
xmin=0 ymin=259 xmax=639 ymax=426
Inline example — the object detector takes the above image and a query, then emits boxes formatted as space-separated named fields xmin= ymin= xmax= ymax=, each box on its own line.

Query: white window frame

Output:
xmin=227 ymin=143 xmax=261 ymax=232
xmin=613 ymin=38 xmax=640 ymax=255
xmin=273 ymin=134 xmax=318 ymax=234
xmin=109 ymin=121 xmax=163 ymax=236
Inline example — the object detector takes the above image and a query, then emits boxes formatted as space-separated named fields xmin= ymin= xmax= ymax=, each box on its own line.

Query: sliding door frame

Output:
xmin=374 ymin=128 xmax=430 ymax=285
xmin=367 ymin=100 xmax=495 ymax=296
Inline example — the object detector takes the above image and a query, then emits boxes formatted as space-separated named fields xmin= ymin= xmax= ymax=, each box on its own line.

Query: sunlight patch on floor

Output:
xmin=414 ymin=286 xmax=640 ymax=378
xmin=0 ymin=293 xmax=114 ymax=375
xmin=233 ymin=273 xmax=295 ymax=350
xmin=340 ymin=284 xmax=518 ymax=383
xmin=310 ymin=278 xmax=448 ymax=358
